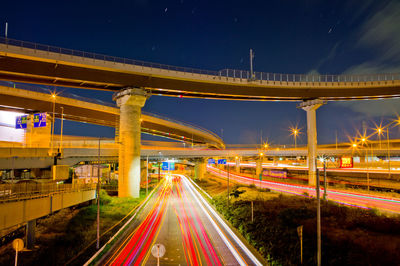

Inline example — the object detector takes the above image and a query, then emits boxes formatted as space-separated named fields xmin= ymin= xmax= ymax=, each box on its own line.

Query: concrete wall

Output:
xmin=0 ymin=189 xmax=96 ymax=235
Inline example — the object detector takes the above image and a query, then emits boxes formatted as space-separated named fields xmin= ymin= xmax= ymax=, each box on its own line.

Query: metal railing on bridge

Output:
xmin=1 ymin=37 xmax=400 ymax=83
xmin=0 ymin=182 xmax=96 ymax=204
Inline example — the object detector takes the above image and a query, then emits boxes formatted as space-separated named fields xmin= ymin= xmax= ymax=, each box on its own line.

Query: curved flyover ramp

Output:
xmin=0 ymin=38 xmax=400 ymax=100
xmin=0 ymin=82 xmax=224 ymax=149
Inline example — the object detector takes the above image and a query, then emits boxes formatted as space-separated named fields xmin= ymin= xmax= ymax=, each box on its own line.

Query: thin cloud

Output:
xmin=357 ymin=1 xmax=400 ymax=63
xmin=337 ymin=1 xmax=400 ymax=117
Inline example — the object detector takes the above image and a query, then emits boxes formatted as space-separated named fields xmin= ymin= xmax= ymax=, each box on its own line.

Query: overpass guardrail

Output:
xmin=1 ymin=37 xmax=400 ymax=83
xmin=0 ymin=182 xmax=96 ymax=204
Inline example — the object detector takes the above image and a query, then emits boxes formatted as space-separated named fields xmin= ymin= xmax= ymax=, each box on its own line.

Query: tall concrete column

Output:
xmin=298 ymin=99 xmax=325 ymax=186
xmin=194 ymin=158 xmax=206 ymax=180
xmin=113 ymin=88 xmax=147 ymax=198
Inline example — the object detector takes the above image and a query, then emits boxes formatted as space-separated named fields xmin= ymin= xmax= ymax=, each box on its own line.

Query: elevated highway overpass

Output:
xmin=2 ymin=138 xmax=400 ymax=169
xmin=2 ymin=37 xmax=400 ymax=195
xmin=0 ymin=82 xmax=224 ymax=149
xmin=1 ymin=38 xmax=400 ymax=100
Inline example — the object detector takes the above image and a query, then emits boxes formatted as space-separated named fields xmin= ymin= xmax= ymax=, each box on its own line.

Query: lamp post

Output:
xmin=361 ymin=137 xmax=370 ymax=192
xmin=387 ymin=128 xmax=391 ymax=179
xmin=50 ymin=93 xmax=56 ymax=155
xmin=290 ymin=127 xmax=300 ymax=150
xmin=227 ymin=158 xmax=230 ymax=208
xmin=60 ymin=106 xmax=64 ymax=151
xmin=316 ymin=160 xmax=321 ymax=266
xmin=96 ymin=137 xmax=101 ymax=249
xmin=377 ymin=127 xmax=383 ymax=149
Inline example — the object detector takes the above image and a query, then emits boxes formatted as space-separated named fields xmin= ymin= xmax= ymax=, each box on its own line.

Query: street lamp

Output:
xmin=60 ymin=106 xmax=64 ymax=151
xmin=375 ymin=126 xmax=383 ymax=149
xmin=290 ymin=127 xmax=301 ymax=150
xmin=50 ymin=93 xmax=56 ymax=155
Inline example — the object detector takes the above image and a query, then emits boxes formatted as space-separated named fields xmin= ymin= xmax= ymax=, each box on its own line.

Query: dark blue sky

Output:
xmin=2 ymin=0 xmax=400 ymax=145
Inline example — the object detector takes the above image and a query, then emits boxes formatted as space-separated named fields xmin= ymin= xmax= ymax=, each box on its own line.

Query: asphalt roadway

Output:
xmin=97 ymin=174 xmax=263 ymax=266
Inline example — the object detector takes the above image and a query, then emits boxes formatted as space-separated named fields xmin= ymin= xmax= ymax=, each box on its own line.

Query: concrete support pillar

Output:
xmin=194 ymin=158 xmax=206 ymax=180
xmin=113 ymin=88 xmax=147 ymax=198
xmin=235 ymin=157 xmax=241 ymax=173
xmin=26 ymin=219 xmax=36 ymax=249
xmin=298 ymin=99 xmax=325 ymax=186
xmin=256 ymin=158 xmax=263 ymax=177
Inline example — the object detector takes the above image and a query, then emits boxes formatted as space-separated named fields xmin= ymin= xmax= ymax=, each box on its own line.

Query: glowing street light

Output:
xmin=290 ymin=127 xmax=301 ymax=150
xmin=374 ymin=126 xmax=384 ymax=149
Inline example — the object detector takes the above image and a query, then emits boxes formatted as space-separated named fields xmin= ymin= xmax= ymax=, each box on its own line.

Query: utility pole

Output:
xmin=96 ymin=138 xmax=101 ymax=249
xmin=323 ymin=159 xmax=327 ymax=200
xmin=249 ymin=49 xmax=255 ymax=80
xmin=146 ymin=155 xmax=149 ymax=196
xmin=335 ymin=130 xmax=338 ymax=150
xmin=387 ymin=129 xmax=391 ymax=179
xmin=5 ymin=22 xmax=8 ymax=42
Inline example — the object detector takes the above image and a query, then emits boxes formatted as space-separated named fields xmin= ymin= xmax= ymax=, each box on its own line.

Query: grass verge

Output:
xmin=196 ymin=175 xmax=400 ymax=265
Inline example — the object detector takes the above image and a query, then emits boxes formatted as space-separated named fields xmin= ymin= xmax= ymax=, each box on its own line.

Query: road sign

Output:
xmin=15 ymin=115 xmax=28 ymax=129
xmin=218 ymin=159 xmax=227 ymax=165
xmin=151 ymin=243 xmax=166 ymax=258
xmin=12 ymin=238 xmax=24 ymax=251
xmin=33 ymin=112 xmax=47 ymax=128
xmin=151 ymin=243 xmax=166 ymax=266
xmin=162 ymin=162 xmax=175 ymax=171
xmin=208 ymin=158 xmax=215 ymax=164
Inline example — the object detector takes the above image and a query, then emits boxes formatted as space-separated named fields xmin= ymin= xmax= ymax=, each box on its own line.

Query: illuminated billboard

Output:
xmin=340 ymin=157 xmax=353 ymax=168
xmin=15 ymin=115 xmax=28 ymax=129
xmin=33 ymin=113 xmax=47 ymax=128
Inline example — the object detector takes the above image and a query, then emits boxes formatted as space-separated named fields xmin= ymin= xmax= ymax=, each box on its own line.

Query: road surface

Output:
xmin=99 ymin=174 xmax=263 ymax=265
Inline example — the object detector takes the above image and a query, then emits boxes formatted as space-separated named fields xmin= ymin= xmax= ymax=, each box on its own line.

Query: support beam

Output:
xmin=298 ymin=99 xmax=325 ymax=186
xmin=113 ymin=88 xmax=147 ymax=198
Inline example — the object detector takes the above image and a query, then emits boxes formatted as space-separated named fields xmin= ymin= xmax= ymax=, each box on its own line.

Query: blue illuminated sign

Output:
xmin=33 ymin=113 xmax=47 ymax=128
xmin=208 ymin=158 xmax=215 ymax=164
xmin=218 ymin=159 xmax=227 ymax=165
xmin=162 ymin=162 xmax=175 ymax=171
xmin=15 ymin=115 xmax=28 ymax=129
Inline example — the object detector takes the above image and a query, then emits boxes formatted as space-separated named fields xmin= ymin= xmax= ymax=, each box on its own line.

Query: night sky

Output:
xmin=1 ymin=0 xmax=400 ymax=145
